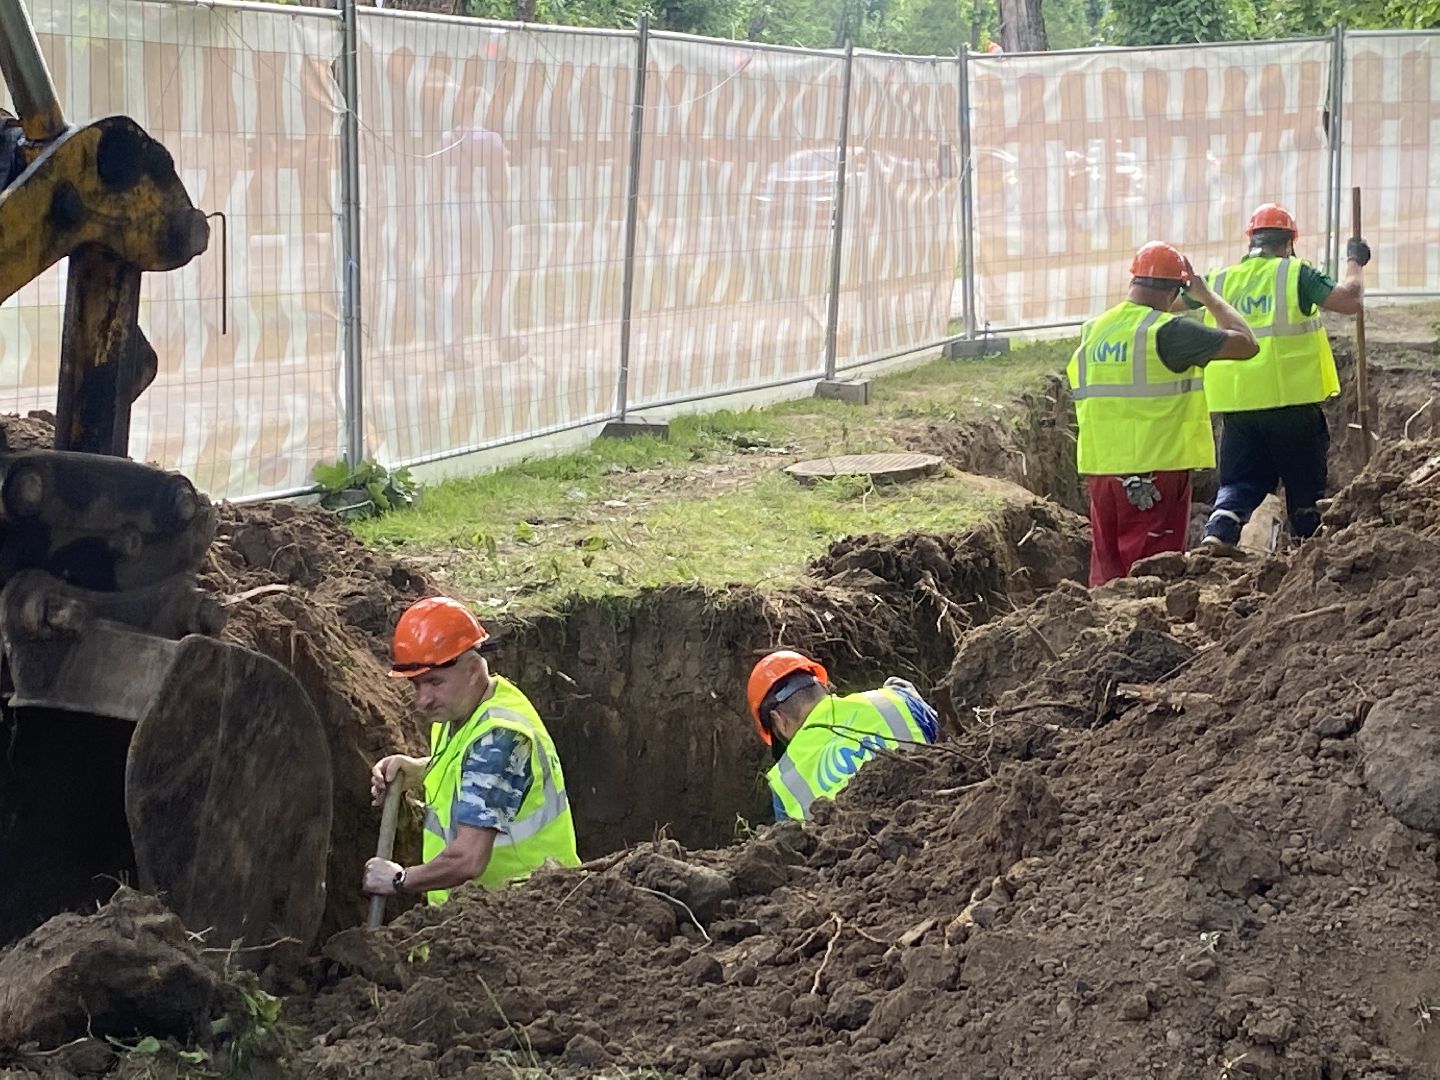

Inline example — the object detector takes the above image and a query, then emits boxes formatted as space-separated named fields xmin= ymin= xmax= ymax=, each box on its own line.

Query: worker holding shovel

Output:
xmin=362 ymin=597 xmax=579 ymax=913
xmin=1195 ymin=203 xmax=1371 ymax=547
xmin=747 ymin=650 xmax=938 ymax=821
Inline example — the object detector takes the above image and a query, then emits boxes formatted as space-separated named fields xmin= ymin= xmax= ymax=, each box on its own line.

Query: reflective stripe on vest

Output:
xmin=771 ymin=690 xmax=919 ymax=819
xmin=1211 ymin=259 xmax=1323 ymax=340
xmin=1069 ymin=308 xmax=1204 ymax=400
xmin=421 ymin=706 xmax=569 ymax=849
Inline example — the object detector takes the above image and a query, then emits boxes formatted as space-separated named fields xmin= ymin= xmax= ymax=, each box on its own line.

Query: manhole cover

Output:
xmin=784 ymin=452 xmax=943 ymax=486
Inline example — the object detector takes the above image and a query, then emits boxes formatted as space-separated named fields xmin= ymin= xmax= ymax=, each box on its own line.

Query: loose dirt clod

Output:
xmin=0 ymin=889 xmax=222 ymax=1051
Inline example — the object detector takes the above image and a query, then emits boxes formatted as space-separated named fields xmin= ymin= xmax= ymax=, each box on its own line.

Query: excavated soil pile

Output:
xmin=1325 ymin=437 xmax=1440 ymax=539
xmin=265 ymin=440 xmax=1440 ymax=1080
xmin=1329 ymin=349 xmax=1440 ymax=486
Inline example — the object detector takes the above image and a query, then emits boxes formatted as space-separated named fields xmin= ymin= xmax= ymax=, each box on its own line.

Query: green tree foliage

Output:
xmin=1259 ymin=0 xmax=1440 ymax=35
xmin=1045 ymin=0 xmax=1103 ymax=48
xmin=1104 ymin=0 xmax=1257 ymax=45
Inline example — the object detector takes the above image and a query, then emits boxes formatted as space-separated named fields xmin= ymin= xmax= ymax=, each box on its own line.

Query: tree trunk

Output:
xmin=998 ymin=0 xmax=1048 ymax=51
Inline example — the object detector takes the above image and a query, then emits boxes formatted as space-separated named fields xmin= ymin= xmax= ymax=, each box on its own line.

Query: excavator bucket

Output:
xmin=0 ymin=0 xmax=334 ymax=960
xmin=128 ymin=636 xmax=332 ymax=958
xmin=1 ymin=617 xmax=333 ymax=958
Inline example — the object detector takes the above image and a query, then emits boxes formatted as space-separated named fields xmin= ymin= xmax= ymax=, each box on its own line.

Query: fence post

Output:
xmin=822 ymin=41 xmax=855 ymax=381
xmin=338 ymin=0 xmax=365 ymax=470
xmin=958 ymin=43 xmax=977 ymax=340
xmin=1326 ymin=23 xmax=1346 ymax=277
xmin=614 ymin=14 xmax=649 ymax=423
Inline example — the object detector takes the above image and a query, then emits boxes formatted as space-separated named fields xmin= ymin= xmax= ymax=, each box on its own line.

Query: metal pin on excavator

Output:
xmin=0 ymin=0 xmax=332 ymax=959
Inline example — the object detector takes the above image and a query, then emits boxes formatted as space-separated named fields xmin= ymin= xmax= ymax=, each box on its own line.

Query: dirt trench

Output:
xmin=0 ymin=390 xmax=1088 ymax=956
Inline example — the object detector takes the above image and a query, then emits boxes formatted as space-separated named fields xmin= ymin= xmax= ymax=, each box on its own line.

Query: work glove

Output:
xmin=1346 ymin=236 xmax=1371 ymax=267
xmin=1121 ymin=474 xmax=1162 ymax=511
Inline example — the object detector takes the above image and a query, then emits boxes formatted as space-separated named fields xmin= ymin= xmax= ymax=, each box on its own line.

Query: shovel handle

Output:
xmin=366 ymin=777 xmax=405 ymax=929
xmin=1350 ymin=186 xmax=1372 ymax=464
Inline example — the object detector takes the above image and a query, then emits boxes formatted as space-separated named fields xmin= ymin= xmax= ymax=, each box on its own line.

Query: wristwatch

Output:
xmin=393 ymin=867 xmax=407 ymax=892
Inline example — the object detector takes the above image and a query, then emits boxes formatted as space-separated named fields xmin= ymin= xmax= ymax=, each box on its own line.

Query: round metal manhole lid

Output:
xmin=784 ymin=452 xmax=944 ymax=485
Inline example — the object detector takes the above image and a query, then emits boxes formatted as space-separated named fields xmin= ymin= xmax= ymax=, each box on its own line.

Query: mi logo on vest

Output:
xmin=1091 ymin=340 xmax=1127 ymax=364
xmin=1236 ymin=294 xmax=1274 ymax=316
xmin=816 ymin=734 xmax=886 ymax=791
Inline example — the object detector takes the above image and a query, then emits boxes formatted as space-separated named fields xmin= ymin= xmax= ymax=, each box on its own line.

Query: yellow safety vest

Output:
xmin=1065 ymin=300 xmax=1215 ymax=475
xmin=768 ymin=689 xmax=929 ymax=821
xmin=1202 ymin=256 xmax=1339 ymax=412
xmin=421 ymin=676 xmax=579 ymax=904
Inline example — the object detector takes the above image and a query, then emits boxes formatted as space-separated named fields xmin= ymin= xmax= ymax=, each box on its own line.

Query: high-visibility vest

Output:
xmin=1201 ymin=256 xmax=1339 ymax=412
xmin=421 ymin=676 xmax=579 ymax=904
xmin=767 ymin=689 xmax=930 ymax=820
xmin=1065 ymin=300 xmax=1215 ymax=475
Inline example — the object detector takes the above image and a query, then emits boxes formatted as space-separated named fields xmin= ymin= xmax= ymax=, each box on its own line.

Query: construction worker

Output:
xmin=362 ymin=597 xmax=579 ymax=904
xmin=747 ymin=650 xmax=938 ymax=821
xmin=1067 ymin=241 xmax=1258 ymax=586
xmin=1196 ymin=203 xmax=1371 ymax=546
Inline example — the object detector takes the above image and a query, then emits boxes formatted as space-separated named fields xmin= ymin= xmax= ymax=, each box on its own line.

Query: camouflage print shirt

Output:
xmin=454 ymin=728 xmax=533 ymax=831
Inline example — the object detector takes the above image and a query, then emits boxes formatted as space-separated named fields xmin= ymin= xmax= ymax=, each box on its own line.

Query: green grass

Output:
xmin=353 ymin=339 xmax=1075 ymax=615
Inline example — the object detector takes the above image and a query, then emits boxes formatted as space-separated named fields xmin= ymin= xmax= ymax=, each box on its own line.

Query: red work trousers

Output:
xmin=1085 ymin=471 xmax=1192 ymax=587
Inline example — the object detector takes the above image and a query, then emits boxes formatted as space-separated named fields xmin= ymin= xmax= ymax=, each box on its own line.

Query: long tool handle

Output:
xmin=366 ymin=779 xmax=404 ymax=929
xmin=0 ymin=0 xmax=64 ymax=143
xmin=1350 ymin=187 xmax=1372 ymax=465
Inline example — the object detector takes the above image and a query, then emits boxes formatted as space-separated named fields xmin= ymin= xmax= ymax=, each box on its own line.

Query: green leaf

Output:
xmin=366 ymin=480 xmax=391 ymax=510
xmin=312 ymin=460 xmax=352 ymax=493
xmin=133 ymin=1036 xmax=163 ymax=1056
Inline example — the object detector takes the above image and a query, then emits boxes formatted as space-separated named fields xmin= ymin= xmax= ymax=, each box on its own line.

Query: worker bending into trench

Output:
xmin=363 ymin=597 xmax=579 ymax=903
xmin=1068 ymin=240 xmax=1258 ymax=586
xmin=747 ymin=650 xmax=938 ymax=821
xmin=1194 ymin=203 xmax=1371 ymax=547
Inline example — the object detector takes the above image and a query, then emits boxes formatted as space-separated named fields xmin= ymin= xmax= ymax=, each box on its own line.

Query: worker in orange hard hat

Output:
xmin=746 ymin=650 xmax=938 ymax=821
xmin=363 ymin=596 xmax=579 ymax=907
xmin=1065 ymin=241 xmax=1258 ymax=586
xmin=1189 ymin=203 xmax=1371 ymax=548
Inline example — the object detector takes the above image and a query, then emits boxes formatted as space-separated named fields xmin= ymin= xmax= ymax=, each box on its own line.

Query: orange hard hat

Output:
xmin=389 ymin=596 xmax=490 ymax=678
xmin=746 ymin=650 xmax=829 ymax=745
xmin=1247 ymin=203 xmax=1298 ymax=238
xmin=986 ymin=41 xmax=1003 ymax=53
xmin=1129 ymin=240 xmax=1188 ymax=283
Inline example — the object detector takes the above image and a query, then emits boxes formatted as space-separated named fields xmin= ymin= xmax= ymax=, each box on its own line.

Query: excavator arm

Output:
xmin=0 ymin=0 xmax=333 ymax=963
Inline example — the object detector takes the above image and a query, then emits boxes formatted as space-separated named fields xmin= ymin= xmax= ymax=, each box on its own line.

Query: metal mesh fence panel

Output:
xmin=626 ymin=35 xmax=846 ymax=409
xmin=8 ymin=11 xmax=1440 ymax=493
xmin=354 ymin=12 xmax=633 ymax=465
xmin=0 ymin=0 xmax=346 ymax=499
xmin=837 ymin=53 xmax=963 ymax=370
xmin=969 ymin=40 xmax=1333 ymax=332
xmin=1342 ymin=31 xmax=1440 ymax=296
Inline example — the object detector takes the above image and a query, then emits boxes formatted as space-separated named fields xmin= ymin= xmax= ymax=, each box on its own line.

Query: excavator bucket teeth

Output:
xmin=125 ymin=635 xmax=332 ymax=962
